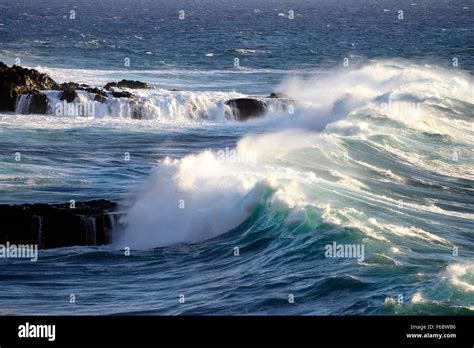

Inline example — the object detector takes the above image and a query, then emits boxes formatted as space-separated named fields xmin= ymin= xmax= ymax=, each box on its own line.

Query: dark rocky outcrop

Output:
xmin=3 ymin=61 xmax=298 ymax=122
xmin=59 ymin=87 xmax=78 ymax=103
xmin=225 ymin=98 xmax=267 ymax=121
xmin=85 ymin=87 xmax=107 ymax=97
xmin=59 ymin=83 xmax=102 ymax=103
xmin=104 ymin=79 xmax=148 ymax=90
xmin=15 ymin=91 xmax=49 ymax=114
xmin=85 ymin=87 xmax=108 ymax=103
xmin=93 ymin=94 xmax=108 ymax=103
xmin=104 ymin=82 xmax=118 ymax=90
xmin=112 ymin=91 xmax=134 ymax=98
xmin=0 ymin=61 xmax=59 ymax=112
xmin=0 ymin=200 xmax=121 ymax=249
xmin=59 ymin=82 xmax=89 ymax=91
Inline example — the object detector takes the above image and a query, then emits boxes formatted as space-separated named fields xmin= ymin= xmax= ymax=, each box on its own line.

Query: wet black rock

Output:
xmin=112 ymin=91 xmax=134 ymax=98
xmin=103 ymin=82 xmax=117 ymax=90
xmin=83 ymin=87 xmax=108 ymax=103
xmin=85 ymin=87 xmax=107 ymax=97
xmin=16 ymin=91 xmax=49 ymax=114
xmin=0 ymin=200 xmax=121 ymax=249
xmin=225 ymin=98 xmax=267 ymax=121
xmin=59 ymin=82 xmax=89 ymax=91
xmin=93 ymin=94 xmax=108 ymax=103
xmin=104 ymin=79 xmax=148 ymax=90
xmin=59 ymin=87 xmax=78 ymax=103
xmin=0 ymin=61 xmax=59 ymax=112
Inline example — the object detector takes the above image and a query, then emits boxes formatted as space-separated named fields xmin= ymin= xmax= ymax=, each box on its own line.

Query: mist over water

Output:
xmin=0 ymin=0 xmax=473 ymax=315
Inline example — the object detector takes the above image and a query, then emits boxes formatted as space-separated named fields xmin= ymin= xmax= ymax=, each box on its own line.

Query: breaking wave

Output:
xmin=117 ymin=60 xmax=474 ymax=250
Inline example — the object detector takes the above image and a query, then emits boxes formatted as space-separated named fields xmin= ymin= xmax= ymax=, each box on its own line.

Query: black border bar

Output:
xmin=0 ymin=316 xmax=472 ymax=346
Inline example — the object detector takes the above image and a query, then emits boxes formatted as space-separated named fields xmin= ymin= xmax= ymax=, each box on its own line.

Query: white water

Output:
xmin=17 ymin=88 xmax=289 ymax=122
xmin=116 ymin=60 xmax=474 ymax=249
xmin=44 ymin=89 xmax=245 ymax=122
xmin=15 ymin=94 xmax=33 ymax=114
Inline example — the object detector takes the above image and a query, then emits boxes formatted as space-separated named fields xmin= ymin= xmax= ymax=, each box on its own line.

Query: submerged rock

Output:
xmin=0 ymin=200 xmax=121 ymax=249
xmin=264 ymin=92 xmax=295 ymax=113
xmin=225 ymin=98 xmax=267 ymax=121
xmin=267 ymin=92 xmax=289 ymax=99
xmin=0 ymin=61 xmax=59 ymax=112
xmin=129 ymin=100 xmax=147 ymax=119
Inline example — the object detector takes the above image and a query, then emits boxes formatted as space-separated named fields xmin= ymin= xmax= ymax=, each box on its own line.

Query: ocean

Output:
xmin=0 ymin=0 xmax=473 ymax=315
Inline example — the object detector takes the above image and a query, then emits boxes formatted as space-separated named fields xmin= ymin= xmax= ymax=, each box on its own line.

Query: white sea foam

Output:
xmin=443 ymin=263 xmax=474 ymax=293
xmin=42 ymin=89 xmax=246 ymax=122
